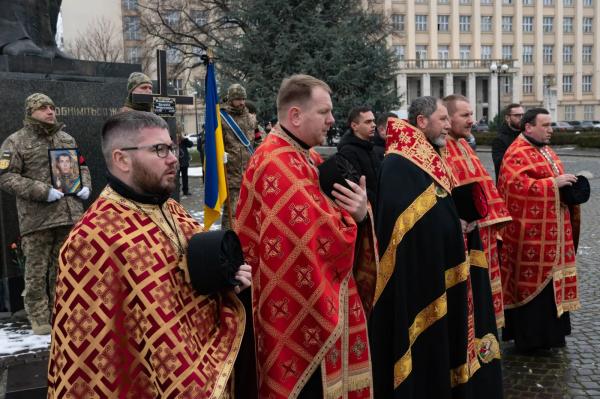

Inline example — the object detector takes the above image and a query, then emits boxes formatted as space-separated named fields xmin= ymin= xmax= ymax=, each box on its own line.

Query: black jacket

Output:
xmin=337 ymin=131 xmax=381 ymax=212
xmin=372 ymin=134 xmax=386 ymax=163
xmin=178 ymin=137 xmax=194 ymax=168
xmin=491 ymin=123 xmax=520 ymax=181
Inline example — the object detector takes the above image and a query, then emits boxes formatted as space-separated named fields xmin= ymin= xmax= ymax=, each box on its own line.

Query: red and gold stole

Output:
xmin=443 ymin=137 xmax=512 ymax=328
xmin=498 ymin=135 xmax=579 ymax=315
xmin=236 ymin=126 xmax=375 ymax=399
xmin=48 ymin=187 xmax=245 ymax=399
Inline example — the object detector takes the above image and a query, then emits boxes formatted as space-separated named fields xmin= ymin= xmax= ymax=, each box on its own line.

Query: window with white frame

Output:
xmin=564 ymin=105 xmax=575 ymax=120
xmin=123 ymin=0 xmax=138 ymax=10
xmin=165 ymin=10 xmax=180 ymax=27
xmin=459 ymin=16 xmax=471 ymax=32
xmin=543 ymin=45 xmax=553 ymax=63
xmin=563 ymin=17 xmax=573 ymax=33
xmin=523 ymin=76 xmax=533 ymax=94
xmin=460 ymin=45 xmax=471 ymax=65
xmin=523 ymin=16 xmax=534 ymax=32
xmin=501 ymin=76 xmax=512 ymax=94
xmin=123 ymin=16 xmax=141 ymax=40
xmin=438 ymin=0 xmax=449 ymax=3
xmin=459 ymin=0 xmax=471 ymax=4
xmin=523 ymin=45 xmax=533 ymax=64
xmin=502 ymin=16 xmax=512 ymax=32
xmin=563 ymin=0 xmax=573 ymax=6
xmin=481 ymin=0 xmax=492 ymax=4
xmin=481 ymin=16 xmax=493 ymax=32
xmin=583 ymin=75 xmax=593 ymax=93
xmin=438 ymin=15 xmax=449 ymax=32
xmin=126 ymin=47 xmax=141 ymax=64
xmin=563 ymin=45 xmax=573 ymax=63
xmin=416 ymin=15 xmax=427 ymax=31
xmin=523 ymin=0 xmax=534 ymax=4
xmin=583 ymin=46 xmax=593 ymax=63
xmin=392 ymin=14 xmax=405 ymax=31
xmin=438 ymin=45 xmax=449 ymax=60
xmin=416 ymin=45 xmax=428 ymax=60
xmin=583 ymin=0 xmax=592 ymax=6
xmin=583 ymin=17 xmax=593 ymax=33
xmin=543 ymin=16 xmax=553 ymax=33
xmin=191 ymin=10 xmax=208 ymax=26
xmin=563 ymin=75 xmax=573 ymax=93
xmin=543 ymin=0 xmax=553 ymax=5
xmin=393 ymin=45 xmax=405 ymax=60
xmin=503 ymin=0 xmax=512 ymax=4
xmin=481 ymin=45 xmax=492 ymax=60
xmin=502 ymin=45 xmax=513 ymax=60
xmin=584 ymin=105 xmax=594 ymax=120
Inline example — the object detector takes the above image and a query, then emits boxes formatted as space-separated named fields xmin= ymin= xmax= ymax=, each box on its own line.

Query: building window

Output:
xmin=481 ymin=16 xmax=492 ymax=32
xmin=523 ymin=45 xmax=534 ymax=64
xmin=416 ymin=15 xmax=427 ymax=31
xmin=126 ymin=47 xmax=141 ymax=64
xmin=563 ymin=0 xmax=573 ymax=6
xmin=438 ymin=45 xmax=449 ymax=60
xmin=564 ymin=105 xmax=575 ymax=120
xmin=191 ymin=10 xmax=208 ymax=26
xmin=563 ymin=75 xmax=573 ymax=93
xmin=166 ymin=47 xmax=182 ymax=64
xmin=583 ymin=0 xmax=593 ymax=6
xmin=503 ymin=0 xmax=512 ymax=4
xmin=583 ymin=46 xmax=593 ymax=63
xmin=563 ymin=17 xmax=573 ymax=33
xmin=584 ymin=105 xmax=594 ymax=120
xmin=392 ymin=14 xmax=405 ymax=31
xmin=583 ymin=18 xmax=593 ymax=34
xmin=563 ymin=45 xmax=573 ymax=63
xmin=543 ymin=0 xmax=553 ymax=5
xmin=543 ymin=16 xmax=553 ymax=33
xmin=439 ymin=0 xmax=449 ymax=3
xmin=523 ymin=76 xmax=533 ymax=94
xmin=123 ymin=16 xmax=141 ymax=41
xmin=583 ymin=75 xmax=593 ymax=93
xmin=501 ymin=76 xmax=512 ymax=94
xmin=502 ymin=45 xmax=512 ymax=60
xmin=459 ymin=16 xmax=471 ymax=32
xmin=393 ymin=45 xmax=405 ymax=60
xmin=460 ymin=45 xmax=471 ymax=65
xmin=168 ymin=79 xmax=184 ymax=96
xmin=416 ymin=45 xmax=428 ymax=60
xmin=165 ymin=10 xmax=180 ymax=28
xmin=523 ymin=0 xmax=534 ymax=5
xmin=543 ymin=45 xmax=553 ymax=63
xmin=123 ymin=0 xmax=138 ymax=10
xmin=481 ymin=45 xmax=492 ymax=60
xmin=502 ymin=16 xmax=512 ymax=32
xmin=481 ymin=0 xmax=492 ymax=4
xmin=523 ymin=16 xmax=534 ymax=32
xmin=438 ymin=15 xmax=449 ymax=32
xmin=459 ymin=0 xmax=471 ymax=3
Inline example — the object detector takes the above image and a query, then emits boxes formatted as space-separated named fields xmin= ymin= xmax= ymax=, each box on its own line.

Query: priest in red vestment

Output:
xmin=48 ymin=111 xmax=253 ymax=398
xmin=497 ymin=108 xmax=580 ymax=351
xmin=235 ymin=74 xmax=376 ymax=399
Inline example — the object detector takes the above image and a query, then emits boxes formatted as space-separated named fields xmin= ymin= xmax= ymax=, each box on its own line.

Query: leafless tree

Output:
xmin=65 ymin=17 xmax=124 ymax=63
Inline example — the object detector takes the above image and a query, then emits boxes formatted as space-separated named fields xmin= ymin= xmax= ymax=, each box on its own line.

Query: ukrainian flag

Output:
xmin=203 ymin=61 xmax=227 ymax=230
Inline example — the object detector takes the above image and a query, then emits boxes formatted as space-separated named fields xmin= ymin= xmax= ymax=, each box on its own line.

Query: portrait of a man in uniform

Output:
xmin=49 ymin=149 xmax=81 ymax=194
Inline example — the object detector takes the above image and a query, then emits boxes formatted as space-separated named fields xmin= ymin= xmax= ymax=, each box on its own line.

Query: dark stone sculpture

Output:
xmin=0 ymin=0 xmax=68 ymax=58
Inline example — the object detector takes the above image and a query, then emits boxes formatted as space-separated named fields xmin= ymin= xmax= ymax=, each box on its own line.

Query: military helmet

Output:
xmin=127 ymin=72 xmax=153 ymax=93
xmin=227 ymin=84 xmax=247 ymax=100
xmin=25 ymin=93 xmax=55 ymax=116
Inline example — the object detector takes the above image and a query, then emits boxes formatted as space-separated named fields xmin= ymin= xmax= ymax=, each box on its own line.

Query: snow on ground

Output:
xmin=187 ymin=209 xmax=221 ymax=231
xmin=189 ymin=167 xmax=203 ymax=177
xmin=0 ymin=322 xmax=50 ymax=355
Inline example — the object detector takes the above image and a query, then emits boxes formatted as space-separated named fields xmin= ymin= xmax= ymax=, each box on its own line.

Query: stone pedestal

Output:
xmin=0 ymin=55 xmax=140 ymax=313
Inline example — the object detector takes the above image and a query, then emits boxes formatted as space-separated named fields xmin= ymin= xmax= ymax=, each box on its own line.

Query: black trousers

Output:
xmin=179 ymin=166 xmax=189 ymax=194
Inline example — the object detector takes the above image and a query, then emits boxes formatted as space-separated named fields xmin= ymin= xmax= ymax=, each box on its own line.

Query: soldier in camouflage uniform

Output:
xmin=120 ymin=72 xmax=153 ymax=113
xmin=221 ymin=83 xmax=257 ymax=230
xmin=0 ymin=93 xmax=92 ymax=335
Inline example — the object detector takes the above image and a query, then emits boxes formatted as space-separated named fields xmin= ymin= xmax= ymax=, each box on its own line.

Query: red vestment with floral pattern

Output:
xmin=497 ymin=135 xmax=579 ymax=315
xmin=48 ymin=187 xmax=245 ymax=399
xmin=235 ymin=126 xmax=375 ymax=399
xmin=444 ymin=137 xmax=512 ymax=328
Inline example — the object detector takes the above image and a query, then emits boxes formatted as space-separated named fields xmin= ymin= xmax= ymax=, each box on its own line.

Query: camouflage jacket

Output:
xmin=0 ymin=122 xmax=91 ymax=235
xmin=221 ymin=104 xmax=257 ymax=190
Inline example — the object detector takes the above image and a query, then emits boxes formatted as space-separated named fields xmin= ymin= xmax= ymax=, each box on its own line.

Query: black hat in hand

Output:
xmin=317 ymin=154 xmax=360 ymax=200
xmin=560 ymin=175 xmax=590 ymax=205
xmin=187 ymin=230 xmax=243 ymax=295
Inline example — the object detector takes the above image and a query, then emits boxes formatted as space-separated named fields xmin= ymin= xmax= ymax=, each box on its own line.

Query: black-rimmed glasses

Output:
xmin=120 ymin=143 xmax=178 ymax=158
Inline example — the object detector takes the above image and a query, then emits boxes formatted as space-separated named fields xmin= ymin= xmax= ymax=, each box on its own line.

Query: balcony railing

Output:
xmin=399 ymin=59 xmax=517 ymax=70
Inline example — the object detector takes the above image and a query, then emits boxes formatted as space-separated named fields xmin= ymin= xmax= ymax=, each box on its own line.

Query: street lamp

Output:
xmin=490 ymin=62 xmax=509 ymax=120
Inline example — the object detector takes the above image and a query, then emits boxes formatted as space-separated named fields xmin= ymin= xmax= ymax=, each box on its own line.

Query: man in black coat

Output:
xmin=491 ymin=103 xmax=524 ymax=180
xmin=337 ymin=106 xmax=380 ymax=213
xmin=373 ymin=112 xmax=396 ymax=162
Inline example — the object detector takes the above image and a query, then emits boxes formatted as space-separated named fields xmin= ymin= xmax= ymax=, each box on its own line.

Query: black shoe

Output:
xmin=183 ymin=192 xmax=191 ymax=196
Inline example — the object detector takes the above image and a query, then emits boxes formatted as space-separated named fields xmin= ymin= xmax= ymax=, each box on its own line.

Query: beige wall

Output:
xmin=60 ymin=0 xmax=123 ymax=47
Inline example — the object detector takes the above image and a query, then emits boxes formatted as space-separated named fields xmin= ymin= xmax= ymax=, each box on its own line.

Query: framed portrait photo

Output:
xmin=48 ymin=148 xmax=82 ymax=196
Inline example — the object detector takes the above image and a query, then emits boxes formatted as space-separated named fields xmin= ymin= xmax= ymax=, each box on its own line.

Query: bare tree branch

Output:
xmin=65 ymin=17 xmax=123 ymax=62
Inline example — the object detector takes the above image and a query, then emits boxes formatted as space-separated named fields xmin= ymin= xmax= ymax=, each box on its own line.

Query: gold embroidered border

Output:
xmin=450 ymin=363 xmax=470 ymax=387
xmin=375 ymin=184 xmax=437 ymax=304
xmin=469 ymin=250 xmax=488 ymax=269
xmin=445 ymin=260 xmax=470 ymax=290
xmin=474 ymin=333 xmax=501 ymax=364
xmin=394 ymin=292 xmax=448 ymax=388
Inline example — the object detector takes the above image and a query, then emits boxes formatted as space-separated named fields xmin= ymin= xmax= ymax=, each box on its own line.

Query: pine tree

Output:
xmin=218 ymin=0 xmax=400 ymax=124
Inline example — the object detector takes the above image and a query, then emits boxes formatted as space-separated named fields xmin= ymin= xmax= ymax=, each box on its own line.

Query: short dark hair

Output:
xmin=408 ymin=96 xmax=439 ymax=127
xmin=376 ymin=112 xmax=398 ymax=129
xmin=520 ymin=108 xmax=550 ymax=131
xmin=442 ymin=94 xmax=469 ymax=116
xmin=101 ymin=111 xmax=168 ymax=166
xmin=347 ymin=106 xmax=372 ymax=128
xmin=504 ymin=103 xmax=522 ymax=115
